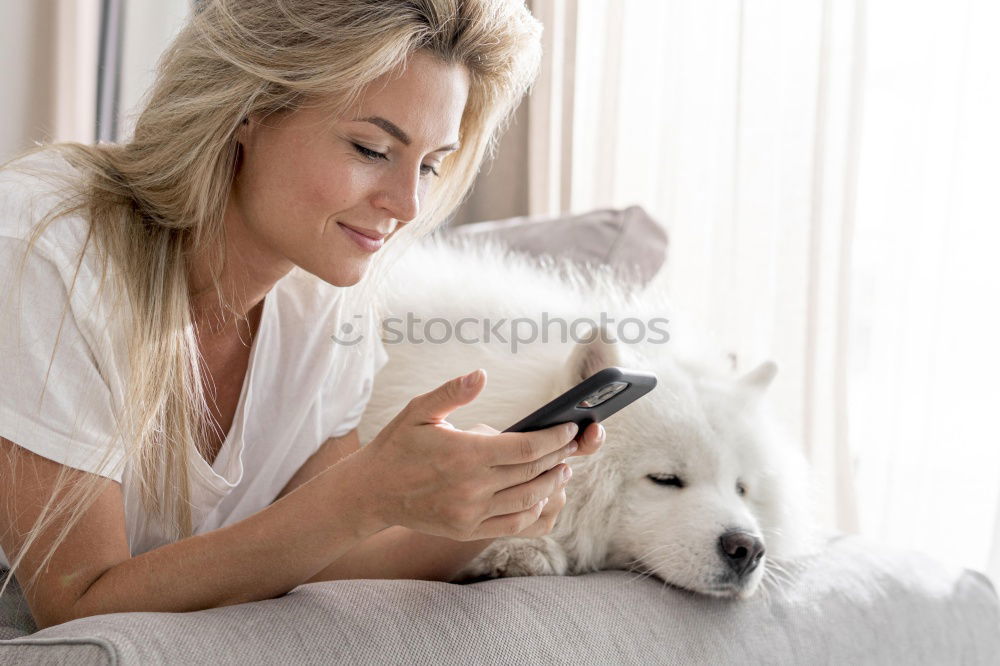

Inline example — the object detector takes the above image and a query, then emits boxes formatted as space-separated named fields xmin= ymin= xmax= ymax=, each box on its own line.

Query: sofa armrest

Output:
xmin=3 ymin=534 xmax=998 ymax=665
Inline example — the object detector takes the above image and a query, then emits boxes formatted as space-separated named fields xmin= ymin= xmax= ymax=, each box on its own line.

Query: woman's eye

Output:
xmin=353 ymin=143 xmax=439 ymax=178
xmin=352 ymin=143 xmax=387 ymax=161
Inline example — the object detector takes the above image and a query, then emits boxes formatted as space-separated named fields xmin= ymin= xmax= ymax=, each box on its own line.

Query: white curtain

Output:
xmin=527 ymin=0 xmax=1000 ymax=584
xmin=0 ymin=0 xmax=190 ymax=161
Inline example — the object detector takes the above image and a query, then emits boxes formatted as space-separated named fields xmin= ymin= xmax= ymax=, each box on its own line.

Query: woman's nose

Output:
xmin=372 ymin=167 xmax=421 ymax=223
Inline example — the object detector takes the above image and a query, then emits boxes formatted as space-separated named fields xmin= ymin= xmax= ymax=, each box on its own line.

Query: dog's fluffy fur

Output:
xmin=357 ymin=234 xmax=822 ymax=599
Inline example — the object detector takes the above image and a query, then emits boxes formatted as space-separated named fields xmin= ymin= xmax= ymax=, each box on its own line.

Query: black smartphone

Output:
xmin=502 ymin=366 xmax=658 ymax=434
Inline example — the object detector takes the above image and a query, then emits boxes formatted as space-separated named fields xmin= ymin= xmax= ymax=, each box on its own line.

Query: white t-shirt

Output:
xmin=0 ymin=149 xmax=388 ymax=568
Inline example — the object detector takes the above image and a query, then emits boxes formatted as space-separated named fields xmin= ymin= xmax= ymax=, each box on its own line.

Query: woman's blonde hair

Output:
xmin=0 ymin=0 xmax=540 ymax=601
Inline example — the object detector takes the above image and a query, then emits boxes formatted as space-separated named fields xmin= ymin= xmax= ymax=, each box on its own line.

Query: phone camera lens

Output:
xmin=577 ymin=382 xmax=631 ymax=409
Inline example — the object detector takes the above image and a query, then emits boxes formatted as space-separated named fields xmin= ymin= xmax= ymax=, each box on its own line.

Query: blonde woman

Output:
xmin=0 ymin=0 xmax=605 ymax=630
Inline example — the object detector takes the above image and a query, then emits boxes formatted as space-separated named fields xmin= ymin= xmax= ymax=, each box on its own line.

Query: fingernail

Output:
xmin=598 ymin=424 xmax=606 ymax=441
xmin=566 ymin=441 xmax=578 ymax=455
xmin=540 ymin=497 xmax=549 ymax=508
xmin=462 ymin=369 xmax=481 ymax=389
xmin=566 ymin=422 xmax=579 ymax=438
xmin=562 ymin=465 xmax=573 ymax=481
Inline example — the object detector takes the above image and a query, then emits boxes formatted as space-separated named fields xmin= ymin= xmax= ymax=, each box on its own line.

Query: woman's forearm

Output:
xmin=307 ymin=525 xmax=495 ymax=583
xmin=63 ymin=457 xmax=384 ymax=628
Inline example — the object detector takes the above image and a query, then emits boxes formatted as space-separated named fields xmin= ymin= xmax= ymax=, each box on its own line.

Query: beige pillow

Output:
xmin=448 ymin=205 xmax=669 ymax=287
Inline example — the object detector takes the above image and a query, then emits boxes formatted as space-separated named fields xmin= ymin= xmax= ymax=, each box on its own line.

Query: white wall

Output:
xmin=118 ymin=0 xmax=192 ymax=141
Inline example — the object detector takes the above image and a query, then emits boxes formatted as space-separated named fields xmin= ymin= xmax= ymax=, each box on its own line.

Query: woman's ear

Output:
xmin=236 ymin=117 xmax=248 ymax=146
xmin=235 ymin=115 xmax=253 ymax=147
xmin=234 ymin=118 xmax=250 ymax=172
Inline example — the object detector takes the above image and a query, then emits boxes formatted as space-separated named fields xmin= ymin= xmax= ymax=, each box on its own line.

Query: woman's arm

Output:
xmin=0 ymin=435 xmax=385 ymax=630
xmin=275 ymin=429 xmax=496 ymax=583
xmin=306 ymin=525 xmax=495 ymax=583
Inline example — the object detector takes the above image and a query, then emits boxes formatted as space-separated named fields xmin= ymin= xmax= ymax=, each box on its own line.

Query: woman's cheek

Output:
xmin=319 ymin=161 xmax=375 ymax=212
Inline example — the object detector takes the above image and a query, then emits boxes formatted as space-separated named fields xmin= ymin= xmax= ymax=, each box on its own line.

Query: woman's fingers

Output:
xmin=517 ymin=486 xmax=567 ymax=538
xmin=574 ymin=421 xmax=605 ymax=456
xmin=456 ymin=419 xmax=604 ymax=494
xmin=486 ymin=460 xmax=571 ymax=517
xmin=469 ymin=422 xmax=579 ymax=467
xmin=403 ymin=419 xmax=593 ymax=540
xmin=471 ymin=497 xmax=549 ymax=540
xmin=491 ymin=437 xmax=578 ymax=488
xmin=465 ymin=423 xmax=500 ymax=436
xmin=474 ymin=479 xmax=569 ymax=540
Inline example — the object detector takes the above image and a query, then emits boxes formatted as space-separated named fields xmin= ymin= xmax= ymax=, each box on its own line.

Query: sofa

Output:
xmin=2 ymin=207 xmax=998 ymax=665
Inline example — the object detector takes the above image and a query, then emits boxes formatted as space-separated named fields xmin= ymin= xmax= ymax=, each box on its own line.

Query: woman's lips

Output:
xmin=337 ymin=222 xmax=385 ymax=252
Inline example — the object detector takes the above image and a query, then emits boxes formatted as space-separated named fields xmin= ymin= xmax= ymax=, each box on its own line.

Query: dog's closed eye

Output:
xmin=648 ymin=474 xmax=685 ymax=488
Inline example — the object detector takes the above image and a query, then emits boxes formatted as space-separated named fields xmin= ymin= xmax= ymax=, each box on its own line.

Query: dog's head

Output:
xmin=553 ymin=327 xmax=821 ymax=600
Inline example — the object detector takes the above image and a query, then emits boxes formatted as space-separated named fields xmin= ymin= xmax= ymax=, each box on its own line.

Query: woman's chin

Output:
xmin=306 ymin=261 xmax=367 ymax=288
xmin=327 ymin=270 xmax=365 ymax=288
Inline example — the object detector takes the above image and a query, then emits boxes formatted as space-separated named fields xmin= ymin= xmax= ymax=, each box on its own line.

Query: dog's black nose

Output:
xmin=718 ymin=530 xmax=766 ymax=578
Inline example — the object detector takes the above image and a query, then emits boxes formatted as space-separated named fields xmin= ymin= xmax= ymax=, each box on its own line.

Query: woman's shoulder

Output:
xmin=0 ymin=148 xmax=125 ymax=338
xmin=0 ymin=147 xmax=82 ymax=214
xmin=0 ymin=146 xmax=91 ymax=262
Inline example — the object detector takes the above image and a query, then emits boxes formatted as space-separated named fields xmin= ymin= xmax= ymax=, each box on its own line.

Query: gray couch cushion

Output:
xmin=447 ymin=205 xmax=669 ymax=287
xmin=0 ymin=576 xmax=33 ymax=640
xmin=2 ymin=533 xmax=998 ymax=665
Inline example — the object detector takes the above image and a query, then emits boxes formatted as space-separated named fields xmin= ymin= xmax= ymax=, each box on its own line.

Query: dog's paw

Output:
xmin=456 ymin=538 xmax=568 ymax=580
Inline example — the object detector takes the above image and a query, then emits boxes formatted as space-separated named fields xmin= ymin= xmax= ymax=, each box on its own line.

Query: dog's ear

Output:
xmin=737 ymin=360 xmax=778 ymax=392
xmin=562 ymin=322 xmax=628 ymax=387
xmin=730 ymin=360 xmax=778 ymax=411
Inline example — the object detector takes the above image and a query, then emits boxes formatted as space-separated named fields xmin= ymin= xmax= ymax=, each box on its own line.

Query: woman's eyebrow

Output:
xmin=357 ymin=116 xmax=460 ymax=152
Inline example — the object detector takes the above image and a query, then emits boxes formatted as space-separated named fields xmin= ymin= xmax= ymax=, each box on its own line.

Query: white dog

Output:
xmin=357 ymin=234 xmax=821 ymax=600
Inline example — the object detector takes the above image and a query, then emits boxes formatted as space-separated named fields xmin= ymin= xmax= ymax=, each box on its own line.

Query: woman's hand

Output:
xmin=353 ymin=369 xmax=605 ymax=542
xmin=465 ymin=421 xmax=605 ymax=538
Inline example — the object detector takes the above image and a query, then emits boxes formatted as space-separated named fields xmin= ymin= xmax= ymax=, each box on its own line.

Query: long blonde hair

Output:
xmin=0 ymin=0 xmax=540 ymax=600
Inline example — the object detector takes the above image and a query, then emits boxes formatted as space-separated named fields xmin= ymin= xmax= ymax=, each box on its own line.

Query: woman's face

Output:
xmin=229 ymin=51 xmax=470 ymax=287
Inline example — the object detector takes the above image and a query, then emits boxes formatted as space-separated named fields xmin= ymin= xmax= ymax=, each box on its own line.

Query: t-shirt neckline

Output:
xmin=190 ymin=285 xmax=275 ymax=491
